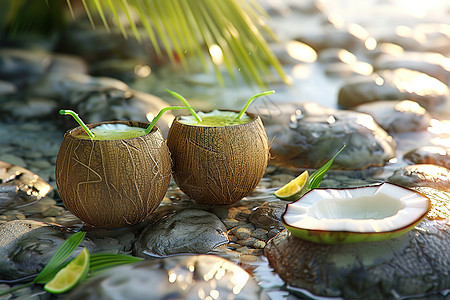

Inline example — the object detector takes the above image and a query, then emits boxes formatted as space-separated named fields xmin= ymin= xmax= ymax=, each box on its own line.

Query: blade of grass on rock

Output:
xmin=307 ymin=145 xmax=346 ymax=191
xmin=89 ymin=253 xmax=143 ymax=276
xmin=34 ymin=231 xmax=86 ymax=284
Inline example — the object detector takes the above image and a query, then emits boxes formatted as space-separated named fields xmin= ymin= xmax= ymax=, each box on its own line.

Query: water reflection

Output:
xmin=428 ymin=119 xmax=450 ymax=147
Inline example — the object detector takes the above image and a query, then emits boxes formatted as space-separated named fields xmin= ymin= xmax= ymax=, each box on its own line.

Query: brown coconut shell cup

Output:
xmin=166 ymin=111 xmax=269 ymax=205
xmin=55 ymin=120 xmax=171 ymax=228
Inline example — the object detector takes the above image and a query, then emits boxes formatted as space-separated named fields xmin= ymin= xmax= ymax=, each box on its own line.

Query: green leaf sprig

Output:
xmin=0 ymin=231 xmax=143 ymax=296
xmin=60 ymin=110 xmax=95 ymax=139
xmin=0 ymin=231 xmax=86 ymax=296
xmin=306 ymin=145 xmax=346 ymax=192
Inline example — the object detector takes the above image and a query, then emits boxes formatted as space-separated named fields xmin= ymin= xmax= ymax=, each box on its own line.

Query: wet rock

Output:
xmin=270 ymin=41 xmax=317 ymax=65
xmin=376 ymin=23 xmax=450 ymax=54
xmin=90 ymin=58 xmax=151 ymax=82
xmin=337 ymin=68 xmax=450 ymax=112
xmin=134 ymin=209 xmax=228 ymax=258
xmin=1 ymin=97 xmax=58 ymax=120
xmin=24 ymin=73 xmax=173 ymax=135
xmin=0 ymin=219 xmax=95 ymax=280
xmin=324 ymin=61 xmax=373 ymax=78
xmin=249 ymin=201 xmax=288 ymax=231
xmin=404 ymin=146 xmax=450 ymax=169
xmin=412 ymin=186 xmax=450 ymax=222
xmin=294 ymin=23 xmax=367 ymax=52
xmin=0 ymin=80 xmax=16 ymax=100
xmin=265 ymin=103 xmax=397 ymax=170
xmin=0 ymin=161 xmax=52 ymax=213
xmin=265 ymin=218 xmax=450 ymax=299
xmin=354 ymin=100 xmax=431 ymax=133
xmin=66 ymin=255 xmax=268 ymax=300
xmin=373 ymin=52 xmax=450 ymax=84
xmin=58 ymin=18 xmax=156 ymax=64
xmin=49 ymin=54 xmax=88 ymax=75
xmin=388 ymin=164 xmax=450 ymax=192
xmin=0 ymin=48 xmax=51 ymax=88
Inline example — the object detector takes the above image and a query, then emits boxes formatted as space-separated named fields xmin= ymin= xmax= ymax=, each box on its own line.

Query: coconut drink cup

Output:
xmin=166 ymin=110 xmax=269 ymax=205
xmin=55 ymin=120 xmax=172 ymax=228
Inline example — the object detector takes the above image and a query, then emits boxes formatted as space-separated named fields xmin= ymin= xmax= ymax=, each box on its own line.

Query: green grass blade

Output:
xmin=81 ymin=0 xmax=96 ymax=29
xmin=154 ymin=0 xmax=187 ymax=68
xmin=307 ymin=145 xmax=346 ymax=191
xmin=145 ymin=1 xmax=177 ymax=65
xmin=106 ymin=0 xmax=128 ymax=38
xmin=34 ymin=231 xmax=86 ymax=284
xmin=66 ymin=0 xmax=75 ymax=19
xmin=89 ymin=253 xmax=143 ymax=276
xmin=92 ymin=0 xmax=110 ymax=32
xmin=119 ymin=0 xmax=141 ymax=42
xmin=136 ymin=0 xmax=161 ymax=55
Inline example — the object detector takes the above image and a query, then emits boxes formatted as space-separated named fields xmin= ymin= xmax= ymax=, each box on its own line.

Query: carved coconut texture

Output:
xmin=167 ymin=112 xmax=269 ymax=205
xmin=56 ymin=121 xmax=171 ymax=228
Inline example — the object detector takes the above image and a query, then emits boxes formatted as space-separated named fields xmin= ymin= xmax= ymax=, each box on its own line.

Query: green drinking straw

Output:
xmin=145 ymin=106 xmax=190 ymax=134
xmin=59 ymin=110 xmax=95 ymax=139
xmin=236 ymin=90 xmax=275 ymax=120
xmin=165 ymin=89 xmax=202 ymax=123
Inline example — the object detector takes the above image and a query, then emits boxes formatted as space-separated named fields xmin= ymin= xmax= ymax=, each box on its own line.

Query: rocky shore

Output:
xmin=1 ymin=0 xmax=450 ymax=299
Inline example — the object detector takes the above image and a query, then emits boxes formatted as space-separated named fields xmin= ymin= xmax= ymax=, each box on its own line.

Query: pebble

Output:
xmin=354 ymin=100 xmax=431 ymax=133
xmin=0 ymin=154 xmax=27 ymax=167
xmin=388 ymin=164 xmax=450 ymax=191
xmin=337 ymin=68 xmax=450 ymax=112
xmin=235 ymin=227 xmax=252 ymax=240
xmin=251 ymin=228 xmax=270 ymax=241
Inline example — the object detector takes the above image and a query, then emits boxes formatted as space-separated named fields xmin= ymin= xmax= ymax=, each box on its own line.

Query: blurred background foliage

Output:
xmin=0 ymin=0 xmax=288 ymax=87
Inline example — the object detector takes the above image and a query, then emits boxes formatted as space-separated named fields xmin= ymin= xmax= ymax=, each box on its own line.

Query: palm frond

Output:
xmin=73 ymin=0 xmax=288 ymax=87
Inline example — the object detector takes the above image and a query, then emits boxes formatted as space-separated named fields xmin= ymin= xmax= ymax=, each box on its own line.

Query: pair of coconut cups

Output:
xmin=56 ymin=112 xmax=269 ymax=229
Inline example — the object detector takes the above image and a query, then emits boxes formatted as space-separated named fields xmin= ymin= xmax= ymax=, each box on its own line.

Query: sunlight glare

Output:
xmin=286 ymin=41 xmax=317 ymax=63
xmin=209 ymin=44 xmax=224 ymax=65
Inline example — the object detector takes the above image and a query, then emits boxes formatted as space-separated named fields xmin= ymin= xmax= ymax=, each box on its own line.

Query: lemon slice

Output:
xmin=44 ymin=247 xmax=90 ymax=294
xmin=274 ymin=170 xmax=309 ymax=201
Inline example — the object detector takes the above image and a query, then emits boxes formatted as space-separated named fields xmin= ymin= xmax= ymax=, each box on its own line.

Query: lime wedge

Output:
xmin=274 ymin=170 xmax=309 ymax=201
xmin=44 ymin=247 xmax=90 ymax=294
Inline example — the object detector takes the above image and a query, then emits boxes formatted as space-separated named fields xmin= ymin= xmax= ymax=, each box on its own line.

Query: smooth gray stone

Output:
xmin=404 ymin=146 xmax=450 ymax=169
xmin=0 ymin=48 xmax=51 ymax=88
xmin=354 ymin=100 xmax=431 ymax=133
xmin=58 ymin=18 xmax=156 ymax=63
xmin=376 ymin=23 xmax=450 ymax=55
xmin=24 ymin=73 xmax=173 ymax=135
xmin=0 ymin=161 xmax=52 ymax=213
xmin=265 ymin=217 xmax=450 ymax=299
xmin=373 ymin=52 xmax=450 ymax=84
xmin=338 ymin=68 xmax=450 ymax=112
xmin=0 ymin=219 xmax=95 ymax=280
xmin=249 ymin=201 xmax=288 ymax=231
xmin=133 ymin=209 xmax=228 ymax=258
xmin=388 ymin=164 xmax=450 ymax=192
xmin=67 ymin=255 xmax=268 ymax=300
xmin=266 ymin=102 xmax=397 ymax=170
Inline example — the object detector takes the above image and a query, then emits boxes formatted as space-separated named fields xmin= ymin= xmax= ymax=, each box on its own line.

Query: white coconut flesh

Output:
xmin=283 ymin=182 xmax=430 ymax=234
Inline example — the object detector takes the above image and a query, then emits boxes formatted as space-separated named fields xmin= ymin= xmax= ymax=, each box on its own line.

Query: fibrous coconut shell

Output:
xmin=55 ymin=121 xmax=171 ymax=228
xmin=167 ymin=112 xmax=269 ymax=205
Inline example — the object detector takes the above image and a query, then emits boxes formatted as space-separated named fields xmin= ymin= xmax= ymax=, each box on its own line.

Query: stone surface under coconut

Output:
xmin=265 ymin=187 xmax=450 ymax=299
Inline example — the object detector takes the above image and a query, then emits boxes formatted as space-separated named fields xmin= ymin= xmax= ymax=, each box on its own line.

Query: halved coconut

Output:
xmin=282 ymin=182 xmax=430 ymax=244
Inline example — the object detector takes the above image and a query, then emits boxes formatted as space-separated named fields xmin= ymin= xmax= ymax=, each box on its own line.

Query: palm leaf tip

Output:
xmin=66 ymin=0 xmax=287 ymax=87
